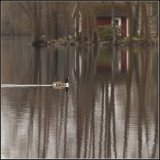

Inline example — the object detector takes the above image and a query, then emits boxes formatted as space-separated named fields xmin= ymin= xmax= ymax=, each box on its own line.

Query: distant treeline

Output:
xmin=1 ymin=1 xmax=158 ymax=44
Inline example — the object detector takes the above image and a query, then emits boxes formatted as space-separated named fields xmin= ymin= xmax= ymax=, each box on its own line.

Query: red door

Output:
xmin=121 ymin=17 xmax=126 ymax=37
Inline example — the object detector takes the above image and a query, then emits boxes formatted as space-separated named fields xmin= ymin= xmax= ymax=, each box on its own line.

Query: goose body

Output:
xmin=52 ymin=77 xmax=70 ymax=88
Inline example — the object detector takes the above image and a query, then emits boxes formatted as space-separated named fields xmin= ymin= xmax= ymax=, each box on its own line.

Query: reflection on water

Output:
xmin=1 ymin=37 xmax=158 ymax=159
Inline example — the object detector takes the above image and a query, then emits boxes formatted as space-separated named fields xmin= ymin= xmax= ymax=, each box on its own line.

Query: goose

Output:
xmin=52 ymin=77 xmax=70 ymax=88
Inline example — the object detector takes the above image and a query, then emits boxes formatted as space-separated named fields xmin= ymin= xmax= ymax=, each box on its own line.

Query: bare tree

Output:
xmin=79 ymin=3 xmax=87 ymax=41
xmin=140 ymin=2 xmax=150 ymax=38
xmin=111 ymin=2 xmax=116 ymax=44
xmin=19 ymin=2 xmax=42 ymax=44
xmin=51 ymin=2 xmax=59 ymax=40
xmin=125 ymin=2 xmax=134 ymax=40
xmin=87 ymin=3 xmax=101 ymax=42
xmin=75 ymin=2 xmax=80 ymax=41
xmin=81 ymin=3 xmax=100 ymax=42
xmin=46 ymin=2 xmax=51 ymax=39
xmin=64 ymin=2 xmax=69 ymax=40
xmin=133 ymin=2 xmax=140 ymax=37
xmin=74 ymin=2 xmax=100 ymax=42
xmin=151 ymin=2 xmax=158 ymax=37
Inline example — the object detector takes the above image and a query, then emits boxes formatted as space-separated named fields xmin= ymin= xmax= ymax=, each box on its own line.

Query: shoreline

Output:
xmin=2 ymin=35 xmax=158 ymax=47
xmin=32 ymin=39 xmax=159 ymax=47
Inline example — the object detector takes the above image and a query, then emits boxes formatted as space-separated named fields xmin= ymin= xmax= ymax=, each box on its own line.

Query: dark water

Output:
xmin=1 ymin=37 xmax=158 ymax=159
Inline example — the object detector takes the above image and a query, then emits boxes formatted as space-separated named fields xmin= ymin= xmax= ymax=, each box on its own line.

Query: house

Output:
xmin=72 ymin=2 xmax=129 ymax=38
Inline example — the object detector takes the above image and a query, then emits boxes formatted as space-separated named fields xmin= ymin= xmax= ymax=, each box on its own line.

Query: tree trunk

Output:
xmin=93 ymin=16 xmax=101 ymax=42
xmin=79 ymin=3 xmax=86 ymax=41
xmin=111 ymin=2 xmax=116 ymax=44
xmin=65 ymin=2 xmax=69 ymax=40
xmin=46 ymin=2 xmax=51 ymax=38
xmin=140 ymin=3 xmax=144 ymax=37
xmin=78 ymin=3 xmax=100 ymax=42
xmin=133 ymin=2 xmax=140 ymax=37
xmin=144 ymin=3 xmax=150 ymax=38
xmin=140 ymin=2 xmax=150 ymax=38
xmin=86 ymin=16 xmax=91 ymax=41
xmin=91 ymin=17 xmax=95 ymax=42
xmin=87 ymin=3 xmax=100 ymax=42
xmin=75 ymin=13 xmax=80 ymax=40
xmin=53 ymin=12 xmax=58 ymax=40
xmin=32 ymin=2 xmax=41 ymax=43
xmin=125 ymin=2 xmax=134 ymax=40
xmin=81 ymin=13 xmax=86 ymax=41
xmin=52 ymin=2 xmax=59 ymax=40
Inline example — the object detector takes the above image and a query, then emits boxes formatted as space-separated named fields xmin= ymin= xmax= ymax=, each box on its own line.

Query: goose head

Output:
xmin=65 ymin=77 xmax=70 ymax=83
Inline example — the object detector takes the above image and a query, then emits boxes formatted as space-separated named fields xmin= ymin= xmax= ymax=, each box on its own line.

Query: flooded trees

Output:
xmin=46 ymin=2 xmax=59 ymax=40
xmin=125 ymin=2 xmax=153 ymax=39
xmin=125 ymin=2 xmax=134 ymax=39
xmin=85 ymin=3 xmax=101 ymax=42
xmin=111 ymin=2 xmax=116 ymax=44
xmin=52 ymin=2 xmax=59 ymax=40
xmin=2 ymin=1 xmax=158 ymax=46
xmin=20 ymin=1 xmax=59 ymax=45
xmin=73 ymin=2 xmax=101 ymax=43
xmin=133 ymin=2 xmax=140 ymax=37
xmin=151 ymin=2 xmax=158 ymax=37
xmin=64 ymin=2 xmax=69 ymax=40
xmin=32 ymin=2 xmax=42 ymax=44
xmin=73 ymin=2 xmax=80 ymax=41
xmin=139 ymin=2 xmax=150 ymax=38
xmin=46 ymin=2 xmax=51 ymax=39
xmin=80 ymin=3 xmax=86 ymax=41
xmin=20 ymin=2 xmax=42 ymax=45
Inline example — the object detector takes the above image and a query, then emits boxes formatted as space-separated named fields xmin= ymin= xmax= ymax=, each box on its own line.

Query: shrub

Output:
xmin=98 ymin=25 xmax=122 ymax=41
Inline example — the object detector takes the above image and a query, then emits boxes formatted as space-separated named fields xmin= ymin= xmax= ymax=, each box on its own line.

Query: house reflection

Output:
xmin=73 ymin=46 xmax=129 ymax=81
xmin=97 ymin=47 xmax=128 ymax=73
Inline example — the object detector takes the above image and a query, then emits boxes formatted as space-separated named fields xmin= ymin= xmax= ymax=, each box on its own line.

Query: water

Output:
xmin=1 ymin=37 xmax=158 ymax=159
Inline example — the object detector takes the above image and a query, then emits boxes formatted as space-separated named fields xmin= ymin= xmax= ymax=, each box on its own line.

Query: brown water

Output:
xmin=1 ymin=37 xmax=158 ymax=159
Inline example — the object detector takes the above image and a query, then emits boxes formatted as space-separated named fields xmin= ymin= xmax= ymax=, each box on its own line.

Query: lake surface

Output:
xmin=1 ymin=37 xmax=158 ymax=159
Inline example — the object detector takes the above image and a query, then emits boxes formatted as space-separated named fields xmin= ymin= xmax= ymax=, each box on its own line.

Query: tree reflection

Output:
xmin=133 ymin=47 xmax=158 ymax=158
xmin=1 ymin=44 xmax=158 ymax=158
xmin=123 ymin=47 xmax=133 ymax=158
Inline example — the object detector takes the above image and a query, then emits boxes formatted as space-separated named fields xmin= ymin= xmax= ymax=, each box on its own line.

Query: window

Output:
xmin=112 ymin=18 xmax=121 ymax=27
xmin=115 ymin=19 xmax=119 ymax=27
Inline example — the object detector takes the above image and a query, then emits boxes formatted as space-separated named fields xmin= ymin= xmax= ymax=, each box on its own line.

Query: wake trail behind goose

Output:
xmin=1 ymin=84 xmax=53 ymax=88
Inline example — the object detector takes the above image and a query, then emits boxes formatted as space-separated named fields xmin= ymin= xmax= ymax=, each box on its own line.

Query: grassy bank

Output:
xmin=32 ymin=37 xmax=159 ymax=47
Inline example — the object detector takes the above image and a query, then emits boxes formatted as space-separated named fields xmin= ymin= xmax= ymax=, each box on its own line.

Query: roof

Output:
xmin=72 ymin=2 xmax=128 ymax=18
xmin=92 ymin=2 xmax=128 ymax=17
xmin=72 ymin=3 xmax=78 ymax=18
